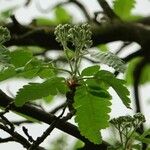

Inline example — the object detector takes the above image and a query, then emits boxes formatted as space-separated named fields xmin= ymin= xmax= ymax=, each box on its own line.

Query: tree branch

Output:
xmin=0 ymin=90 xmax=109 ymax=149
xmin=4 ymin=22 xmax=150 ymax=50
xmin=97 ymin=0 xmax=120 ymax=20
xmin=0 ymin=137 xmax=14 ymax=143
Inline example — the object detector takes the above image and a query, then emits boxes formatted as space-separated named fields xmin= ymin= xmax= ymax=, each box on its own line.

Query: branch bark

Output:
xmin=0 ymin=90 xmax=109 ymax=149
xmin=4 ymin=21 xmax=150 ymax=50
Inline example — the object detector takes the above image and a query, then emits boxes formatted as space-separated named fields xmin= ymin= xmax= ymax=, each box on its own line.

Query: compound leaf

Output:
xmin=113 ymin=0 xmax=136 ymax=20
xmin=10 ymin=50 xmax=33 ymax=67
xmin=95 ymin=70 xmax=131 ymax=108
xmin=0 ymin=67 xmax=16 ymax=82
xmin=90 ymin=50 xmax=126 ymax=73
xmin=15 ymin=77 xmax=68 ymax=106
xmin=74 ymin=86 xmax=111 ymax=144
xmin=81 ymin=65 xmax=100 ymax=76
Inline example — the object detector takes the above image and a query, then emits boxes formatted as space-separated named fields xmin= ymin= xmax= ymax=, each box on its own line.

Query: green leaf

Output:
xmin=85 ymin=78 xmax=109 ymax=90
xmin=38 ymin=68 xmax=55 ymax=79
xmin=90 ymin=50 xmax=126 ymax=73
xmin=74 ymin=86 xmax=111 ymax=144
xmin=113 ymin=0 xmax=136 ymax=20
xmin=43 ymin=95 xmax=54 ymax=103
xmin=81 ymin=65 xmax=100 ymax=76
xmin=97 ymin=44 xmax=109 ymax=52
xmin=95 ymin=70 xmax=131 ymax=108
xmin=0 ymin=67 xmax=16 ymax=82
xmin=34 ymin=17 xmax=56 ymax=26
xmin=0 ymin=45 xmax=10 ymax=65
xmin=0 ymin=6 xmax=18 ymax=19
xmin=14 ymin=58 xmax=55 ymax=79
xmin=54 ymin=6 xmax=72 ymax=23
xmin=10 ymin=50 xmax=33 ymax=67
xmin=126 ymin=57 xmax=150 ymax=85
xmin=17 ymin=58 xmax=43 ymax=78
xmin=0 ymin=26 xmax=10 ymax=44
xmin=15 ymin=77 xmax=68 ymax=106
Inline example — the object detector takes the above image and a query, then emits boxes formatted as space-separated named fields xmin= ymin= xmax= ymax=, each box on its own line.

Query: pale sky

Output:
xmin=0 ymin=0 xmax=150 ymax=149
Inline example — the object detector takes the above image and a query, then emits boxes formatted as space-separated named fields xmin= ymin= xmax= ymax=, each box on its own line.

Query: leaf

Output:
xmin=0 ymin=26 xmax=10 ymax=44
xmin=0 ymin=67 xmax=16 ymax=82
xmin=0 ymin=6 xmax=18 ymax=19
xmin=81 ymin=65 xmax=100 ymax=76
xmin=34 ymin=17 xmax=56 ymax=26
xmin=54 ymin=6 xmax=72 ymax=23
xmin=38 ymin=68 xmax=55 ymax=79
xmin=0 ymin=45 xmax=10 ymax=65
xmin=113 ymin=0 xmax=136 ymax=20
xmin=90 ymin=50 xmax=126 ymax=73
xmin=43 ymin=95 xmax=54 ymax=103
xmin=97 ymin=44 xmax=109 ymax=52
xmin=15 ymin=77 xmax=68 ymax=106
xmin=17 ymin=58 xmax=43 ymax=78
xmin=10 ymin=50 xmax=33 ymax=67
xmin=74 ymin=86 xmax=111 ymax=144
xmin=126 ymin=57 xmax=150 ymax=85
xmin=95 ymin=70 xmax=131 ymax=108
xmin=14 ymin=58 xmax=55 ymax=79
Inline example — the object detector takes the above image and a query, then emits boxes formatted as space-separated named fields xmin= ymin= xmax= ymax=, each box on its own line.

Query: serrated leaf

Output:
xmin=113 ymin=0 xmax=136 ymax=20
xmin=81 ymin=65 xmax=100 ymax=76
xmin=126 ymin=57 xmax=150 ymax=85
xmin=38 ymin=68 xmax=55 ymax=79
xmin=10 ymin=50 xmax=33 ymax=67
xmin=90 ymin=50 xmax=126 ymax=73
xmin=74 ymin=86 xmax=111 ymax=144
xmin=85 ymin=78 xmax=109 ymax=90
xmin=0 ymin=67 xmax=16 ymax=82
xmin=15 ymin=58 xmax=55 ymax=79
xmin=95 ymin=70 xmax=131 ymax=108
xmin=15 ymin=77 xmax=68 ymax=106
xmin=16 ymin=68 xmax=40 ymax=79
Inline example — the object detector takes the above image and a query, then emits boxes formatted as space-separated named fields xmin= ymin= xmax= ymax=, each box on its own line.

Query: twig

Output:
xmin=97 ymin=0 xmax=120 ymax=20
xmin=50 ymin=102 xmax=67 ymax=114
xmin=133 ymin=59 xmax=148 ymax=149
xmin=25 ymin=0 xmax=32 ymax=6
xmin=0 ymin=137 xmax=14 ymax=143
xmin=0 ymin=115 xmax=14 ymax=131
xmin=133 ymin=59 xmax=147 ymax=113
xmin=70 ymin=0 xmax=91 ymax=21
xmin=35 ymin=1 xmax=69 ymax=13
xmin=22 ymin=126 xmax=35 ymax=143
xmin=0 ymin=124 xmax=30 ymax=149
xmin=0 ymin=89 xmax=109 ymax=149
xmin=13 ymin=120 xmax=33 ymax=126
xmin=28 ymin=106 xmax=67 ymax=150
xmin=0 ymin=124 xmax=45 ymax=150
xmin=36 ymin=0 xmax=91 ymax=21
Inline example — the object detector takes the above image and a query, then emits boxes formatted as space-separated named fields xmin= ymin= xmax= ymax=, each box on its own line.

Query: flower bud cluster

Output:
xmin=110 ymin=113 xmax=145 ymax=130
xmin=54 ymin=23 xmax=92 ymax=52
